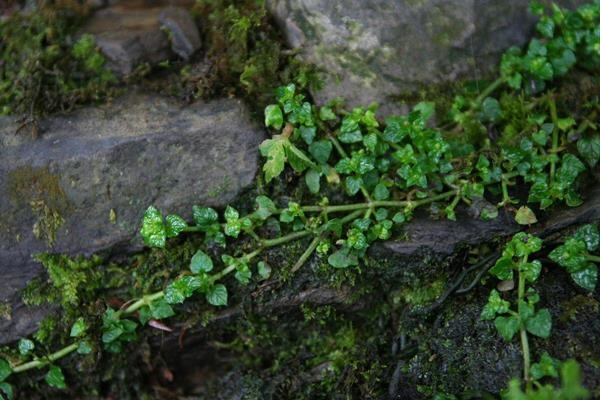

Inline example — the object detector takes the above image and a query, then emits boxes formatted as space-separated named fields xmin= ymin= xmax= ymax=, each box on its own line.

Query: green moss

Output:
xmin=0 ymin=302 xmax=11 ymax=321
xmin=7 ymin=166 xmax=71 ymax=246
xmin=0 ymin=3 xmax=116 ymax=120
xmin=395 ymin=277 xmax=446 ymax=308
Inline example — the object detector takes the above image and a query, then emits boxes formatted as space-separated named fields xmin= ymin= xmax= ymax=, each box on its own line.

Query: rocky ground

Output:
xmin=0 ymin=0 xmax=598 ymax=399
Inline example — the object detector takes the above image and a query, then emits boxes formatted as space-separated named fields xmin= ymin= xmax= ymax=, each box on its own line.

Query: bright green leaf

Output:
xmin=140 ymin=206 xmax=166 ymax=248
xmin=69 ymin=317 xmax=86 ymax=338
xmin=264 ymin=104 xmax=283 ymax=130
xmin=190 ymin=250 xmax=213 ymax=273
xmin=206 ymin=284 xmax=228 ymax=306
xmin=494 ymin=315 xmax=520 ymax=341
xmin=45 ymin=365 xmax=66 ymax=389
xmin=526 ymin=308 xmax=552 ymax=338
xmin=165 ymin=214 xmax=187 ymax=238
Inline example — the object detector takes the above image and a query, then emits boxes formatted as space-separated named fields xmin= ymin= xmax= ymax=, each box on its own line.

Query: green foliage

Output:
xmin=0 ymin=5 xmax=116 ymax=118
xmin=549 ymin=224 xmax=599 ymax=291
xmin=503 ymin=359 xmax=589 ymax=399
xmin=3 ymin=2 xmax=599 ymax=396
xmin=45 ymin=365 xmax=66 ymax=389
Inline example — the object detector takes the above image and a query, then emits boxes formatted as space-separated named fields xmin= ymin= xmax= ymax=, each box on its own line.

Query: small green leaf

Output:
xmin=69 ymin=317 xmax=87 ymax=338
xmin=0 ymin=382 xmax=14 ymax=399
xmin=77 ymin=341 xmax=93 ymax=355
xmin=570 ymin=265 xmax=597 ymax=292
xmin=298 ymin=126 xmax=316 ymax=144
xmin=490 ymin=257 xmax=514 ymax=280
xmin=254 ymin=196 xmax=277 ymax=220
xmin=339 ymin=116 xmax=363 ymax=143
xmin=305 ymin=169 xmax=320 ymax=194
xmin=164 ymin=276 xmax=202 ymax=304
xmin=327 ymin=248 xmax=358 ymax=269
xmin=481 ymin=97 xmax=502 ymax=122
xmin=45 ymin=365 xmax=66 ymax=389
xmin=481 ymin=290 xmax=511 ymax=320
xmin=264 ymin=104 xmax=283 ymax=130
xmin=494 ymin=315 xmax=520 ymax=341
xmin=140 ymin=206 xmax=166 ymax=248
xmin=526 ymin=308 xmax=552 ymax=338
xmin=206 ymin=284 xmax=228 ymax=306
xmin=345 ymin=176 xmax=362 ymax=196
xmin=18 ymin=338 xmax=35 ymax=355
xmin=521 ymin=260 xmax=542 ymax=282
xmin=192 ymin=206 xmax=219 ymax=229
xmin=577 ymin=134 xmax=600 ymax=168
xmin=309 ymin=140 xmax=332 ymax=164
xmin=165 ymin=215 xmax=187 ymax=238
xmin=150 ymin=298 xmax=175 ymax=320
xmin=190 ymin=250 xmax=213 ymax=273
xmin=285 ymin=142 xmax=315 ymax=172
xmin=373 ymin=183 xmax=389 ymax=200
xmin=531 ymin=352 xmax=559 ymax=380
xmin=573 ymin=224 xmax=600 ymax=252
xmin=257 ymin=261 xmax=271 ymax=280
xmin=319 ymin=106 xmax=336 ymax=121
xmin=515 ymin=206 xmax=538 ymax=225
xmin=0 ymin=359 xmax=11 ymax=382
xmin=560 ymin=360 xmax=589 ymax=399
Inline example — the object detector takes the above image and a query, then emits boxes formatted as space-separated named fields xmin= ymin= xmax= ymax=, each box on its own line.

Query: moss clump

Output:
xmin=0 ymin=3 xmax=116 ymax=125
xmin=7 ymin=166 xmax=71 ymax=246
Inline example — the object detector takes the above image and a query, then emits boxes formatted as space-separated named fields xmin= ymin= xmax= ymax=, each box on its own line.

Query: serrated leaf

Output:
xmin=165 ymin=214 xmax=187 ymax=238
xmin=319 ymin=106 xmax=336 ymax=121
xmin=577 ymin=134 xmax=600 ymax=168
xmin=573 ymin=224 xmax=600 ymax=252
xmin=260 ymin=138 xmax=287 ymax=183
xmin=192 ymin=206 xmax=218 ymax=229
xmin=521 ymin=260 xmax=542 ymax=282
xmin=164 ymin=276 xmax=202 ymax=304
xmin=206 ymin=284 xmax=228 ymax=306
xmin=254 ymin=196 xmax=277 ymax=220
xmin=531 ymin=352 xmax=559 ymax=380
xmin=526 ymin=308 xmax=552 ymax=338
xmin=18 ymin=338 xmax=35 ymax=355
xmin=490 ymin=257 xmax=514 ymax=280
xmin=309 ymin=140 xmax=332 ymax=164
xmin=140 ymin=206 xmax=166 ymax=248
xmin=150 ymin=298 xmax=175 ymax=320
xmin=345 ymin=176 xmax=362 ymax=196
xmin=45 ymin=365 xmax=66 ymax=389
xmin=190 ymin=250 xmax=213 ymax=273
xmin=570 ymin=265 xmax=597 ymax=292
xmin=494 ymin=315 xmax=520 ymax=341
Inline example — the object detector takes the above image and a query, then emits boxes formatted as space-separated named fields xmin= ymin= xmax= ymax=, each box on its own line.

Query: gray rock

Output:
xmin=0 ymin=93 xmax=264 ymax=344
xmin=267 ymin=0 xmax=584 ymax=114
xmin=371 ymin=206 xmax=519 ymax=260
xmin=81 ymin=1 xmax=198 ymax=76
xmin=160 ymin=6 xmax=202 ymax=60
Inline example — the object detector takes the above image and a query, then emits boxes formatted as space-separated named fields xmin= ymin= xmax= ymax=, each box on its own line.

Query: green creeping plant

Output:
xmin=483 ymin=228 xmax=597 ymax=398
xmin=1 ymin=1 xmax=599 ymax=395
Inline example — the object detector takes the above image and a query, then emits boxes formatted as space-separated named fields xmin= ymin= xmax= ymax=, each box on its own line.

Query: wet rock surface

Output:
xmin=0 ymin=93 xmax=264 ymax=344
xmin=267 ymin=0 xmax=584 ymax=113
xmin=81 ymin=0 xmax=198 ymax=76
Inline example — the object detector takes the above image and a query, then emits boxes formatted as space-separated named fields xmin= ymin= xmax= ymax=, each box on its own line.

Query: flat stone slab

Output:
xmin=81 ymin=1 xmax=199 ymax=75
xmin=267 ymin=0 xmax=585 ymax=113
xmin=0 ymin=93 xmax=264 ymax=343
